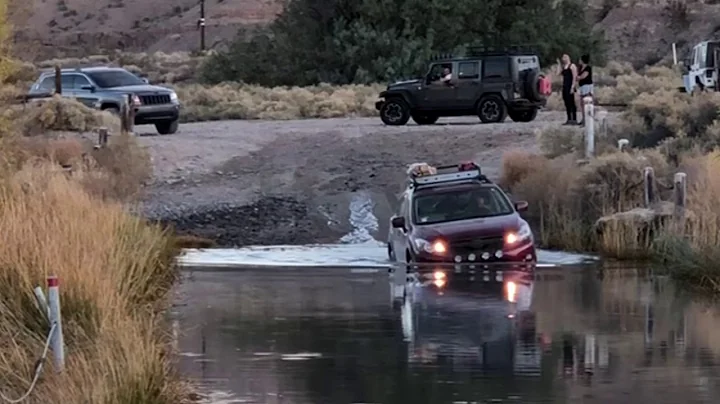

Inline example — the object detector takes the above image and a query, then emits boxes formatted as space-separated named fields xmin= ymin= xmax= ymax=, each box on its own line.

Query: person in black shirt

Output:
xmin=556 ymin=54 xmax=578 ymax=125
xmin=577 ymin=54 xmax=593 ymax=127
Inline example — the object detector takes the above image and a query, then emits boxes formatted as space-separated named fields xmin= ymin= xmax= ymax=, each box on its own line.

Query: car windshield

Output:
xmin=413 ymin=186 xmax=514 ymax=225
xmin=86 ymin=70 xmax=144 ymax=88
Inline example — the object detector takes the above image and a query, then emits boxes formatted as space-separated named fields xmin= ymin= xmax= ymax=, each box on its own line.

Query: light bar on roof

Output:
xmin=413 ymin=169 xmax=481 ymax=185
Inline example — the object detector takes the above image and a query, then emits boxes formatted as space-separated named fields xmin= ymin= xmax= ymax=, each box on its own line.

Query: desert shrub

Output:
xmin=501 ymin=148 xmax=671 ymax=255
xmin=617 ymin=90 xmax=720 ymax=152
xmin=5 ymin=96 xmax=120 ymax=135
xmin=174 ymin=82 xmax=383 ymax=121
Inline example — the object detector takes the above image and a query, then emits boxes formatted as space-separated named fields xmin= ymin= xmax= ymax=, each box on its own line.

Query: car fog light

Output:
xmin=495 ymin=250 xmax=503 ymax=258
xmin=481 ymin=252 xmax=490 ymax=260
xmin=468 ymin=253 xmax=476 ymax=261
xmin=454 ymin=255 xmax=462 ymax=263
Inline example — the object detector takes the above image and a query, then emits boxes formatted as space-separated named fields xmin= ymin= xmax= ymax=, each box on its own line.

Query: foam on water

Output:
xmin=178 ymin=191 xmax=596 ymax=268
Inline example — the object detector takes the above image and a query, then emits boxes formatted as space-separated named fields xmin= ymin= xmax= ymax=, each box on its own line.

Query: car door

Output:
xmin=688 ymin=44 xmax=703 ymax=91
xmin=455 ymin=61 xmax=481 ymax=109
xmin=420 ymin=62 xmax=457 ymax=109
xmin=60 ymin=74 xmax=74 ymax=98
xmin=69 ymin=74 xmax=100 ymax=108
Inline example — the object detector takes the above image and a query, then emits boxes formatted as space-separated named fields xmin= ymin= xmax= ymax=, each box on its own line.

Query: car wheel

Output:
xmin=411 ymin=113 xmax=439 ymax=125
xmin=508 ymin=108 xmax=538 ymax=123
xmin=477 ymin=95 xmax=507 ymax=123
xmin=155 ymin=119 xmax=179 ymax=135
xmin=380 ymin=98 xmax=410 ymax=126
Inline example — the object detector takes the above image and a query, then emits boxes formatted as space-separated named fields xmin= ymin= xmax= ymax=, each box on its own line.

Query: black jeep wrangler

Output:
xmin=375 ymin=46 xmax=549 ymax=125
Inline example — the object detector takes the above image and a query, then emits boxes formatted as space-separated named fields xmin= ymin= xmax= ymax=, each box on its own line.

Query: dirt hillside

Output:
xmin=14 ymin=0 xmax=720 ymax=67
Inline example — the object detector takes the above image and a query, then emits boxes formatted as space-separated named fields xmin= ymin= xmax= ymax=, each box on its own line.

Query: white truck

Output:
xmin=681 ymin=40 xmax=720 ymax=93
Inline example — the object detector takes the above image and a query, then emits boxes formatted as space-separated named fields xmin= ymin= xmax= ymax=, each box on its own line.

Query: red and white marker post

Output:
xmin=47 ymin=275 xmax=65 ymax=372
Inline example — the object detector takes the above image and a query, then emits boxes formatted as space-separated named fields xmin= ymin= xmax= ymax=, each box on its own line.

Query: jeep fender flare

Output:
xmin=382 ymin=91 xmax=416 ymax=109
xmin=474 ymin=92 xmax=507 ymax=108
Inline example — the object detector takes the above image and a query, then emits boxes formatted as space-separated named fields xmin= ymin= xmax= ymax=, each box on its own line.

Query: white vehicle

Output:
xmin=682 ymin=40 xmax=720 ymax=93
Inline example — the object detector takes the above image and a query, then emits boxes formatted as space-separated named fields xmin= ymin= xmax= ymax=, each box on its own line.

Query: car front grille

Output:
xmin=449 ymin=236 xmax=505 ymax=262
xmin=139 ymin=94 xmax=171 ymax=105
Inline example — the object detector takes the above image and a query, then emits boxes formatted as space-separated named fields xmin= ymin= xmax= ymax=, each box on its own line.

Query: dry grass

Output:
xmin=0 ymin=54 xmax=184 ymax=400
xmin=500 ymin=148 xmax=672 ymax=257
xmin=0 ymin=162 xmax=188 ymax=402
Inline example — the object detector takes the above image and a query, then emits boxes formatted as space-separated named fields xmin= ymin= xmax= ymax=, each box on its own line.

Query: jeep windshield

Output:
xmin=413 ymin=186 xmax=514 ymax=225
xmin=86 ymin=70 xmax=144 ymax=88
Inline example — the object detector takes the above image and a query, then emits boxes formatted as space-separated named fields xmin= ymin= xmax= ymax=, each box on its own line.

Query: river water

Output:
xmin=171 ymin=264 xmax=720 ymax=404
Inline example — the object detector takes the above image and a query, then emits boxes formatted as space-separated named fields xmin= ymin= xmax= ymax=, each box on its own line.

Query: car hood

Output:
xmin=105 ymin=84 xmax=173 ymax=93
xmin=387 ymin=79 xmax=421 ymax=90
xmin=413 ymin=214 xmax=523 ymax=240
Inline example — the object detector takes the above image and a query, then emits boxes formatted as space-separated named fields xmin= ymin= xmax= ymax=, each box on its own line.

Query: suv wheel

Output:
xmin=411 ymin=113 xmax=439 ymax=125
xmin=380 ymin=98 xmax=410 ymax=126
xmin=477 ymin=95 xmax=507 ymax=123
xmin=155 ymin=119 xmax=179 ymax=135
xmin=508 ymin=108 xmax=538 ymax=123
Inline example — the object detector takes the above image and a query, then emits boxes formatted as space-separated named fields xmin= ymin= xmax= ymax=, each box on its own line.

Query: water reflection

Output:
xmin=174 ymin=266 xmax=720 ymax=403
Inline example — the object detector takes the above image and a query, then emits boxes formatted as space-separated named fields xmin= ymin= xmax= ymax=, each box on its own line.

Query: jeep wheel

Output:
xmin=155 ymin=119 xmax=179 ymax=135
xmin=380 ymin=98 xmax=410 ymax=126
xmin=477 ymin=95 xmax=507 ymax=123
xmin=508 ymin=108 xmax=538 ymax=123
xmin=411 ymin=113 xmax=439 ymax=125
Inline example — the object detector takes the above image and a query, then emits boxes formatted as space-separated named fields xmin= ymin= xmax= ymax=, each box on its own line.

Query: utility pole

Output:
xmin=197 ymin=0 xmax=206 ymax=51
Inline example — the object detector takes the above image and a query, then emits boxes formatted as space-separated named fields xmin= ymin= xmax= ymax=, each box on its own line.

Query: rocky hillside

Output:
xmin=14 ymin=0 xmax=720 ymax=66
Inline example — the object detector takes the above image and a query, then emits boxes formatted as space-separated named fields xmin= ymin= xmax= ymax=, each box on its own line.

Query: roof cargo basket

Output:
xmin=407 ymin=161 xmax=490 ymax=188
xmin=466 ymin=45 xmax=538 ymax=57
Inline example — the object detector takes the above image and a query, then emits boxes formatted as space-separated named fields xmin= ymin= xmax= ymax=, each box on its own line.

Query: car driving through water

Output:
xmin=387 ymin=161 xmax=536 ymax=278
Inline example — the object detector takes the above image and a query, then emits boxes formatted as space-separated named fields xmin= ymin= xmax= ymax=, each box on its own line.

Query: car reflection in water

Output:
xmin=395 ymin=269 xmax=541 ymax=375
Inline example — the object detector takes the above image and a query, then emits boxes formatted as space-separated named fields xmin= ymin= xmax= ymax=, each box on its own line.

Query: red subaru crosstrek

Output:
xmin=387 ymin=162 xmax=536 ymax=276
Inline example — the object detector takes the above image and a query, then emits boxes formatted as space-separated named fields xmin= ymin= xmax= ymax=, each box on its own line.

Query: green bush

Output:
xmin=201 ymin=0 xmax=605 ymax=86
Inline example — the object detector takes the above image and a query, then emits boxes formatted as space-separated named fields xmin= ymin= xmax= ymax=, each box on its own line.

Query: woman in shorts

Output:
xmin=577 ymin=54 xmax=593 ymax=127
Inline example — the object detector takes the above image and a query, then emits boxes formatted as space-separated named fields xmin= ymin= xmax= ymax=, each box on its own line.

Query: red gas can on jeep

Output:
xmin=538 ymin=75 xmax=552 ymax=96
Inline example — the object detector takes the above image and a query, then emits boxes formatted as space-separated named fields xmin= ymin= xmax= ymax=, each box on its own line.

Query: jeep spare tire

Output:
xmin=380 ymin=98 xmax=411 ymax=126
xmin=524 ymin=70 xmax=544 ymax=102
xmin=477 ymin=95 xmax=507 ymax=123
xmin=411 ymin=113 xmax=439 ymax=125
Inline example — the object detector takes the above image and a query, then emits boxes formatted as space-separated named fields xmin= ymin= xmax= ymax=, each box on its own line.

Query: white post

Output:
xmin=674 ymin=172 xmax=687 ymax=219
xmin=47 ymin=275 xmax=65 ymax=372
xmin=584 ymin=96 xmax=594 ymax=158
xmin=672 ymin=42 xmax=678 ymax=65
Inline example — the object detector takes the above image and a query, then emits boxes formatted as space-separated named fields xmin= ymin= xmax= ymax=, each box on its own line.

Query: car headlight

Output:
xmin=414 ymin=238 xmax=447 ymax=254
xmin=169 ymin=91 xmax=179 ymax=103
xmin=505 ymin=221 xmax=532 ymax=245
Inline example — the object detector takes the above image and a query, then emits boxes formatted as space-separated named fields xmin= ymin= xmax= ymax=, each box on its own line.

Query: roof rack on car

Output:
xmin=466 ymin=45 xmax=538 ymax=57
xmin=429 ymin=53 xmax=455 ymax=61
xmin=407 ymin=161 xmax=490 ymax=188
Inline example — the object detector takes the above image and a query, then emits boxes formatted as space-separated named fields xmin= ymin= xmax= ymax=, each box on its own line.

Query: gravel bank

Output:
xmin=137 ymin=112 xmax=618 ymax=245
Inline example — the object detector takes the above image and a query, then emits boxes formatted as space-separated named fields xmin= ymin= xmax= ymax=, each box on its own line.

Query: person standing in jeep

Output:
xmin=577 ymin=54 xmax=593 ymax=127
xmin=556 ymin=54 xmax=578 ymax=125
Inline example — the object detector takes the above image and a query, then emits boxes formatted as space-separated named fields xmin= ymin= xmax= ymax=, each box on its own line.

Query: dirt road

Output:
xmin=138 ymin=112 xmax=616 ymax=245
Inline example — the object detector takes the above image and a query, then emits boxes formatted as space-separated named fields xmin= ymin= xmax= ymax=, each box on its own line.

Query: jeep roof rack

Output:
xmin=466 ymin=45 xmax=538 ymax=57
xmin=408 ymin=161 xmax=491 ymax=188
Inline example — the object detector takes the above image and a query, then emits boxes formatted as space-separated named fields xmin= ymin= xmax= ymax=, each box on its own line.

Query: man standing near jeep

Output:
xmin=556 ymin=54 xmax=578 ymax=125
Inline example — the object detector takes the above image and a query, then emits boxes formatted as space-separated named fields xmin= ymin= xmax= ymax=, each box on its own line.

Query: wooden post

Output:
xmin=127 ymin=94 xmax=135 ymax=134
xmin=121 ymin=94 xmax=135 ymax=134
xmin=673 ymin=172 xmax=687 ymax=220
xmin=643 ymin=167 xmax=655 ymax=207
xmin=97 ymin=127 xmax=108 ymax=148
xmin=54 ymin=65 xmax=62 ymax=95
xmin=618 ymin=139 xmax=629 ymax=152
xmin=597 ymin=109 xmax=608 ymax=138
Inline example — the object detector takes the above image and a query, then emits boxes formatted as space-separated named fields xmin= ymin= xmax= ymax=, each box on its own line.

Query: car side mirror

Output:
xmin=391 ymin=216 xmax=406 ymax=229
xmin=80 ymin=85 xmax=95 ymax=92
xmin=141 ymin=77 xmax=149 ymax=84
xmin=514 ymin=201 xmax=529 ymax=212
